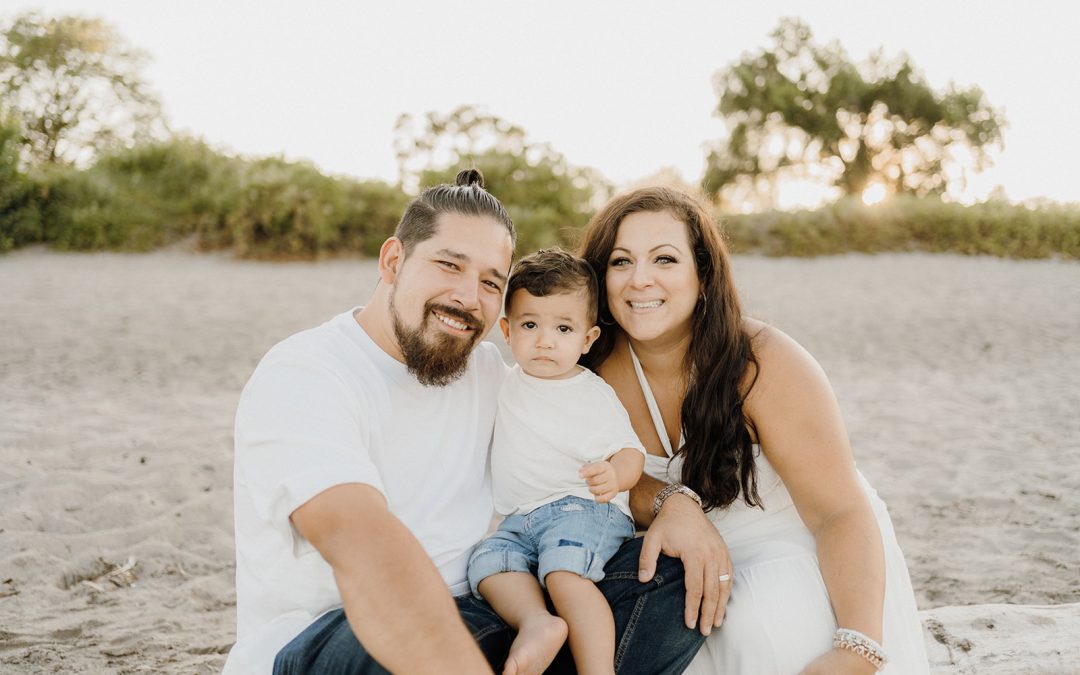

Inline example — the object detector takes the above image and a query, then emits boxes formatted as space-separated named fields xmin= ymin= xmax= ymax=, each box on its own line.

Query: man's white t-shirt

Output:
xmin=491 ymin=365 xmax=645 ymax=519
xmin=226 ymin=309 xmax=506 ymax=674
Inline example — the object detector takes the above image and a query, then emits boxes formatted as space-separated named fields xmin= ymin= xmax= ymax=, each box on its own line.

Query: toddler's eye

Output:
xmin=521 ymin=321 xmax=537 ymax=329
xmin=557 ymin=325 xmax=573 ymax=333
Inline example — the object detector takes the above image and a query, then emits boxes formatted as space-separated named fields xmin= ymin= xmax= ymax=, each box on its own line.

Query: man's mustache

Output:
xmin=428 ymin=303 xmax=483 ymax=332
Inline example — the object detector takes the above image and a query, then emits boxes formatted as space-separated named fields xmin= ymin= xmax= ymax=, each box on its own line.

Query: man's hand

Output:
xmin=580 ymin=460 xmax=619 ymax=503
xmin=638 ymin=493 xmax=733 ymax=636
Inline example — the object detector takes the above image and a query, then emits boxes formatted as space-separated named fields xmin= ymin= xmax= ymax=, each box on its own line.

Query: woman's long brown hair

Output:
xmin=578 ymin=187 xmax=761 ymax=510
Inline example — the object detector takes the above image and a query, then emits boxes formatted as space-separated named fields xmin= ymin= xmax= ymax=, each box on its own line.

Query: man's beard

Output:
xmin=391 ymin=297 xmax=484 ymax=387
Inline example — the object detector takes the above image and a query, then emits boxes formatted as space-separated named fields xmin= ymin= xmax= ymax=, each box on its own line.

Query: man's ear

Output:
xmin=581 ymin=325 xmax=602 ymax=354
xmin=378 ymin=237 xmax=405 ymax=285
xmin=499 ymin=316 xmax=511 ymax=342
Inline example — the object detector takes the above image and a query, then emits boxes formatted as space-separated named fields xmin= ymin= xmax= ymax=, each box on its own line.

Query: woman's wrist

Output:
xmin=652 ymin=483 xmax=703 ymax=517
xmin=832 ymin=628 xmax=887 ymax=671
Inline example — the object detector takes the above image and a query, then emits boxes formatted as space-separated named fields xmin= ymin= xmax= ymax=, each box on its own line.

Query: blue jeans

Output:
xmin=273 ymin=537 xmax=704 ymax=674
xmin=468 ymin=496 xmax=636 ymax=595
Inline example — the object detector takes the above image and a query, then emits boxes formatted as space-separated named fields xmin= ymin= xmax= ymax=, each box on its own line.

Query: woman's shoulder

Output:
xmin=741 ymin=318 xmax=831 ymax=407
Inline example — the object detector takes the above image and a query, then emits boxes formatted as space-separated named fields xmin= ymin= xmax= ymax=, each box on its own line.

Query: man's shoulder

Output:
xmin=246 ymin=311 xmax=382 ymax=394
xmin=470 ymin=341 xmax=510 ymax=383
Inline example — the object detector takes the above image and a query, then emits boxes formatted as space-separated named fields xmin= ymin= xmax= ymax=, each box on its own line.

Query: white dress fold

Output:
xmin=629 ymin=348 xmax=929 ymax=674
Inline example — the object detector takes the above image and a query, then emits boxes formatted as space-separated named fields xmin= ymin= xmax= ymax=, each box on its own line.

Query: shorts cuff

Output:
xmin=467 ymin=549 xmax=533 ymax=598
xmin=538 ymin=544 xmax=607 ymax=586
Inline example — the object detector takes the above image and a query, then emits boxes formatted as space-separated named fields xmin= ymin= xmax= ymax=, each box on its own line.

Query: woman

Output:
xmin=578 ymin=187 xmax=928 ymax=674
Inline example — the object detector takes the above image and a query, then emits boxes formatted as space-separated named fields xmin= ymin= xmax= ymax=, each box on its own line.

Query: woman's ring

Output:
xmin=717 ymin=573 xmax=732 ymax=583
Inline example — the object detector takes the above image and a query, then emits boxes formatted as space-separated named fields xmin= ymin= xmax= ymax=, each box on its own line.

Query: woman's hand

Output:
xmin=638 ymin=493 xmax=733 ymax=636
xmin=799 ymin=648 xmax=878 ymax=675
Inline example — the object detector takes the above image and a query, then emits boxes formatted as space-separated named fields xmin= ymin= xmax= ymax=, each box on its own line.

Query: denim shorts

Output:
xmin=467 ymin=495 xmax=635 ymax=597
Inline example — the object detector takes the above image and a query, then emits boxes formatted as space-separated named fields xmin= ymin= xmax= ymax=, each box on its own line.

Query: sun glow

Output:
xmin=862 ymin=183 xmax=887 ymax=206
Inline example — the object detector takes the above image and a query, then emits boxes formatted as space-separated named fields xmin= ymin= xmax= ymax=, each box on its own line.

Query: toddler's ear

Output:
xmin=499 ymin=316 xmax=511 ymax=342
xmin=581 ymin=325 xmax=602 ymax=354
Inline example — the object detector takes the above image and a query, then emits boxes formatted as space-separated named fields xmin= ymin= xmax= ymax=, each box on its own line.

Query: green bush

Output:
xmin=35 ymin=138 xmax=237 ymax=251
xmin=205 ymin=157 xmax=406 ymax=259
xmin=19 ymin=137 xmax=407 ymax=258
xmin=0 ymin=117 xmax=41 ymax=251
xmin=721 ymin=196 xmax=1080 ymax=260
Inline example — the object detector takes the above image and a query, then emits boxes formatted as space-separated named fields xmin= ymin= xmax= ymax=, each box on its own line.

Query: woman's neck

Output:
xmin=624 ymin=331 xmax=691 ymax=380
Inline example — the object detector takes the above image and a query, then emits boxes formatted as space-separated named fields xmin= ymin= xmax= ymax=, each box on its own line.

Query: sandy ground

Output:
xmin=1 ymin=247 xmax=1078 ymax=673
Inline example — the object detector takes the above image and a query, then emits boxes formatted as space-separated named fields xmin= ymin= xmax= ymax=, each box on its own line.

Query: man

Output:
xmin=226 ymin=169 xmax=704 ymax=674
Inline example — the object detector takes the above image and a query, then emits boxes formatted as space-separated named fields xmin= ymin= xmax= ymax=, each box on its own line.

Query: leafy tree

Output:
xmin=395 ymin=105 xmax=608 ymax=255
xmin=0 ymin=113 xmax=40 ymax=250
xmin=0 ymin=12 xmax=164 ymax=165
xmin=703 ymin=18 xmax=1005 ymax=208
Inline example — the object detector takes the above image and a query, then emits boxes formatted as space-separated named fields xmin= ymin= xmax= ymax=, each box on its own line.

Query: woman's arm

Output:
xmin=744 ymin=326 xmax=884 ymax=673
xmin=631 ymin=472 xmax=733 ymax=636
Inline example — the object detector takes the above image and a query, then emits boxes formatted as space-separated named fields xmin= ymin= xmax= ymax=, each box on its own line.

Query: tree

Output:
xmin=0 ymin=113 xmax=40 ymax=250
xmin=0 ymin=12 xmax=164 ymax=165
xmin=395 ymin=105 xmax=608 ymax=254
xmin=703 ymin=18 xmax=1005 ymax=209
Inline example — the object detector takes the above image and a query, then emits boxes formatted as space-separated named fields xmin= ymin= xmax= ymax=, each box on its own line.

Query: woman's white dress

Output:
xmin=629 ymin=349 xmax=929 ymax=674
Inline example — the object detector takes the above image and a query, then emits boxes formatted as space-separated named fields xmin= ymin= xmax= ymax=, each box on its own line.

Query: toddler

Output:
xmin=467 ymin=248 xmax=646 ymax=675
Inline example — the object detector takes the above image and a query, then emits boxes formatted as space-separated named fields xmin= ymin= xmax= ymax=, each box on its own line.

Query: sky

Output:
xmin=6 ymin=1 xmax=1080 ymax=206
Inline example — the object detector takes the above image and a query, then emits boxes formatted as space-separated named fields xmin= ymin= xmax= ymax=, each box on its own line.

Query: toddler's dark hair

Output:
xmin=504 ymin=248 xmax=599 ymax=324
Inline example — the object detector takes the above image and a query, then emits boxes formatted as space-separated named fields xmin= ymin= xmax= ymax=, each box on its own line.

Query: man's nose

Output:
xmin=449 ymin=275 xmax=481 ymax=310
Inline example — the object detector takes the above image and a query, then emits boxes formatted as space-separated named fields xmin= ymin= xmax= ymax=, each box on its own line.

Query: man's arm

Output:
xmin=290 ymin=483 xmax=493 ymax=674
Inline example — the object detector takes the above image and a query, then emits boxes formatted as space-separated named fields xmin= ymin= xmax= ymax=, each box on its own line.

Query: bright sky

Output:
xmin=8 ymin=1 xmax=1080 ymax=206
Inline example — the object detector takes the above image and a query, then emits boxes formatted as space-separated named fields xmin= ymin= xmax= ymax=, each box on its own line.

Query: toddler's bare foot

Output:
xmin=503 ymin=613 xmax=568 ymax=675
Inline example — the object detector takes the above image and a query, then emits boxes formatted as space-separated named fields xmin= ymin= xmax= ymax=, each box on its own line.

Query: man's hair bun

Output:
xmin=455 ymin=168 xmax=485 ymax=189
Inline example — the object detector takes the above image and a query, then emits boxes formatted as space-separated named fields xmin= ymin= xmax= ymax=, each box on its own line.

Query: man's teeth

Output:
xmin=630 ymin=300 xmax=663 ymax=309
xmin=436 ymin=313 xmax=470 ymax=330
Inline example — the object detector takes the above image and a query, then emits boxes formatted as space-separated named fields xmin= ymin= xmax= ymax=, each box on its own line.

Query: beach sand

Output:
xmin=2 ymin=247 xmax=1078 ymax=673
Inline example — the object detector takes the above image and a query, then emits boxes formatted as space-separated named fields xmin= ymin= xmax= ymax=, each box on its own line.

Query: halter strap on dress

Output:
xmin=628 ymin=344 xmax=681 ymax=459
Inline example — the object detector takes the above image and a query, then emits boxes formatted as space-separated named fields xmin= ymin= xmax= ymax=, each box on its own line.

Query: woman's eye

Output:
xmin=656 ymin=255 xmax=677 ymax=264
xmin=609 ymin=257 xmax=631 ymax=267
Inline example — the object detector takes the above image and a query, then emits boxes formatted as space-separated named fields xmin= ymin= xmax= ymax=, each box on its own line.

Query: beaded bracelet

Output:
xmin=833 ymin=628 xmax=888 ymax=671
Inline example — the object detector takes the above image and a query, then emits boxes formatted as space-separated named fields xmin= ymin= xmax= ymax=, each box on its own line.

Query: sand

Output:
xmin=1 ymin=246 xmax=1078 ymax=673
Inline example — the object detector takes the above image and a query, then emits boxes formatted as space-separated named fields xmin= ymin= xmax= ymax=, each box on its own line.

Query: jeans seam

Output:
xmin=472 ymin=622 xmax=510 ymax=642
xmin=613 ymin=593 xmax=646 ymax=671
xmin=611 ymin=571 xmax=666 ymax=672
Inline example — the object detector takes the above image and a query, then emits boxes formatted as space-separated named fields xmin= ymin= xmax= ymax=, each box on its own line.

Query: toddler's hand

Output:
xmin=580 ymin=461 xmax=619 ymax=503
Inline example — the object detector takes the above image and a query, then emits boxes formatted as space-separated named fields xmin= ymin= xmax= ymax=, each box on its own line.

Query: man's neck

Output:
xmin=354 ymin=294 xmax=405 ymax=364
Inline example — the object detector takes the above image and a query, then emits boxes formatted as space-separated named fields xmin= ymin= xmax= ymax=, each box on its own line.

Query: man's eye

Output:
xmin=438 ymin=260 xmax=459 ymax=270
xmin=482 ymin=280 xmax=502 ymax=292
